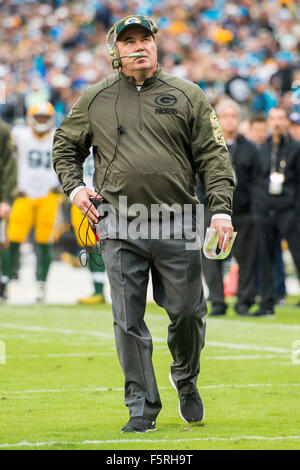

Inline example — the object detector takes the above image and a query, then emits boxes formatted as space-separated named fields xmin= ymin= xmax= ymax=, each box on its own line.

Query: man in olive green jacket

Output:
xmin=53 ymin=15 xmax=234 ymax=433
xmin=0 ymin=119 xmax=16 ymax=300
xmin=0 ymin=119 xmax=16 ymax=218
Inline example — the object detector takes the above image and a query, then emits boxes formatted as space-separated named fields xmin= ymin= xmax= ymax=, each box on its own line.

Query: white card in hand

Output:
xmin=203 ymin=227 xmax=237 ymax=260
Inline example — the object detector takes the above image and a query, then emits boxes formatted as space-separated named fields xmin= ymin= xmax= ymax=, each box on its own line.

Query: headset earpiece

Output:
xmin=110 ymin=44 xmax=122 ymax=70
xmin=106 ymin=20 xmax=123 ymax=69
xmin=148 ymin=18 xmax=158 ymax=35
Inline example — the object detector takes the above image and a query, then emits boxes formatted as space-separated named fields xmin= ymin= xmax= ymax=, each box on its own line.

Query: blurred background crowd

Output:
xmin=1 ymin=0 xmax=300 ymax=125
xmin=1 ymin=0 xmax=300 ymax=308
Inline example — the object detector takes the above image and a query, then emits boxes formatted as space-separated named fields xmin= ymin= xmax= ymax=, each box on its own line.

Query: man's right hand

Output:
xmin=0 ymin=202 xmax=11 ymax=218
xmin=73 ymin=188 xmax=102 ymax=226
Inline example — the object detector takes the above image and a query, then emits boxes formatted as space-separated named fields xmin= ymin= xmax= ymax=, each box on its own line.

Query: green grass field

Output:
xmin=1 ymin=300 xmax=300 ymax=450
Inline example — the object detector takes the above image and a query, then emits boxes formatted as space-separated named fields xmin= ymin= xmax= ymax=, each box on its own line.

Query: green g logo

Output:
xmin=155 ymin=94 xmax=177 ymax=107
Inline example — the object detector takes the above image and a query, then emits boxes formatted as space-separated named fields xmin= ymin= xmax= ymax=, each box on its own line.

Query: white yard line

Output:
xmin=0 ymin=324 xmax=293 ymax=353
xmin=200 ymin=383 xmax=300 ymax=389
xmin=5 ymin=353 xmax=289 ymax=360
xmin=0 ymin=435 xmax=300 ymax=448
xmin=2 ymin=383 xmax=300 ymax=396
xmin=204 ymin=354 xmax=290 ymax=360
xmin=210 ymin=319 xmax=300 ymax=332
xmin=1 ymin=323 xmax=114 ymax=339
xmin=206 ymin=341 xmax=290 ymax=353
xmin=0 ymin=387 xmax=125 ymax=394
xmin=6 ymin=352 xmax=117 ymax=358
xmin=146 ymin=313 xmax=300 ymax=331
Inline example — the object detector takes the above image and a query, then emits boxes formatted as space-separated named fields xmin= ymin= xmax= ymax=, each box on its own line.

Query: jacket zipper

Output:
xmin=137 ymin=87 xmax=143 ymax=131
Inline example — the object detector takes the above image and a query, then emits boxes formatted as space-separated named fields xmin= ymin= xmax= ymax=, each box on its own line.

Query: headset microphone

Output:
xmin=118 ymin=52 xmax=147 ymax=59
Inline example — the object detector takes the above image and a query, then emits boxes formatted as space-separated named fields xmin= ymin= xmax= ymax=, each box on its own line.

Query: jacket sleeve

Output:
xmin=191 ymin=89 xmax=235 ymax=216
xmin=0 ymin=125 xmax=16 ymax=205
xmin=52 ymin=92 xmax=92 ymax=197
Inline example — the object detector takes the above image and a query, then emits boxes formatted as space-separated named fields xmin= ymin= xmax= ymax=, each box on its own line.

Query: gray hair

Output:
xmin=215 ymin=99 xmax=241 ymax=117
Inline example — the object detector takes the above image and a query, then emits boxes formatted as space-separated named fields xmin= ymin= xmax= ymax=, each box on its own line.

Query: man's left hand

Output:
xmin=210 ymin=218 xmax=234 ymax=251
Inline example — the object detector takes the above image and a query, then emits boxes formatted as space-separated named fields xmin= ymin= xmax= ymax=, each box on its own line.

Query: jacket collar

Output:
xmin=120 ymin=66 xmax=162 ymax=90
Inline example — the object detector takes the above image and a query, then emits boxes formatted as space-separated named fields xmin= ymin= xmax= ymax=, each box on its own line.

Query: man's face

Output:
xmin=116 ymin=27 xmax=157 ymax=76
xmin=267 ymin=109 xmax=289 ymax=137
xmin=250 ymin=121 xmax=268 ymax=145
xmin=218 ymin=106 xmax=239 ymax=135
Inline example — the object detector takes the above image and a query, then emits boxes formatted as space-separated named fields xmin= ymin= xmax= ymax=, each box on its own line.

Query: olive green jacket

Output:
xmin=53 ymin=67 xmax=234 ymax=216
xmin=0 ymin=120 xmax=16 ymax=205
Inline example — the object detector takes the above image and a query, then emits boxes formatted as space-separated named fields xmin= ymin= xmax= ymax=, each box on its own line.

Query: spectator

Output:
xmin=270 ymin=51 xmax=294 ymax=97
xmin=252 ymin=107 xmax=300 ymax=316
xmin=201 ymin=98 xmax=259 ymax=317
xmin=248 ymin=112 xmax=287 ymax=306
xmin=238 ymin=120 xmax=251 ymax=140
xmin=288 ymin=112 xmax=300 ymax=142
xmin=1 ymin=1 xmax=300 ymax=125
xmin=251 ymin=82 xmax=278 ymax=116
xmin=249 ymin=114 xmax=268 ymax=146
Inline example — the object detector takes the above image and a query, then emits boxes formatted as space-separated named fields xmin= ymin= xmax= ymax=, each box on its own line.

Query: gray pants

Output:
xmin=100 ymin=233 xmax=207 ymax=420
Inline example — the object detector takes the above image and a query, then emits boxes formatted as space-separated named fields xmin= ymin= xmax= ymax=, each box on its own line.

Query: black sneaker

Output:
xmin=121 ymin=416 xmax=156 ymax=433
xmin=169 ymin=373 xmax=204 ymax=423
xmin=234 ymin=303 xmax=250 ymax=316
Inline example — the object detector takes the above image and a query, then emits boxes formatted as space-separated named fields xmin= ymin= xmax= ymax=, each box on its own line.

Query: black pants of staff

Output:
xmin=255 ymin=210 xmax=300 ymax=311
xmin=202 ymin=210 xmax=256 ymax=313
